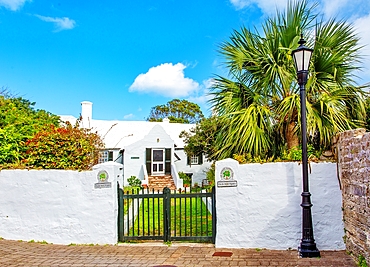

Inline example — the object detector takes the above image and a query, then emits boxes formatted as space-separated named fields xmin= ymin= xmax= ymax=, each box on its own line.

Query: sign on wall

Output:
xmin=217 ymin=167 xmax=237 ymax=187
xmin=94 ymin=170 xmax=112 ymax=189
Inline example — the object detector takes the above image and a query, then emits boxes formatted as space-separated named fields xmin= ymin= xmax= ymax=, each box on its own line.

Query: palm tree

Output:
xmin=210 ymin=0 xmax=368 ymax=159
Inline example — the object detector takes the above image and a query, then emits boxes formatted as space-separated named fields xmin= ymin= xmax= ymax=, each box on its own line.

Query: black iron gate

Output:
xmin=117 ymin=184 xmax=216 ymax=243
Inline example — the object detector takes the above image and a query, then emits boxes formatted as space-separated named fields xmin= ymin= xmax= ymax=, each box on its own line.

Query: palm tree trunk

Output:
xmin=286 ymin=122 xmax=299 ymax=149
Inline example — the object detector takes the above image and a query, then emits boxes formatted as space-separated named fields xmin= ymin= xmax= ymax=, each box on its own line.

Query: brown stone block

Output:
xmin=351 ymin=146 xmax=361 ymax=154
xmin=358 ymin=231 xmax=367 ymax=243
xmin=341 ymin=172 xmax=351 ymax=181
xmin=343 ymin=184 xmax=352 ymax=195
xmin=343 ymin=208 xmax=357 ymax=220
xmin=363 ymin=133 xmax=370 ymax=141
xmin=343 ymin=156 xmax=353 ymax=163
xmin=357 ymin=214 xmax=368 ymax=225
xmin=351 ymin=185 xmax=365 ymax=197
xmin=345 ymin=224 xmax=356 ymax=236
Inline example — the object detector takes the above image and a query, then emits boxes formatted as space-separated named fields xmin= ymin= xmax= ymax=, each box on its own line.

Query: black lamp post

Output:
xmin=291 ymin=35 xmax=320 ymax=258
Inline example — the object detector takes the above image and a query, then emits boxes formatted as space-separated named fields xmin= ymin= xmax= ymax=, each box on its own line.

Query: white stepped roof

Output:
xmin=59 ymin=115 xmax=194 ymax=149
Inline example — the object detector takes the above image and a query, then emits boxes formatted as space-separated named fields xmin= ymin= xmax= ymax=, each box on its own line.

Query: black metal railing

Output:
xmin=118 ymin=184 xmax=216 ymax=243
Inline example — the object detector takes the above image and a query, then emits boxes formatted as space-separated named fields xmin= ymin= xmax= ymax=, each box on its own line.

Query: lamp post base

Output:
xmin=299 ymin=243 xmax=320 ymax=258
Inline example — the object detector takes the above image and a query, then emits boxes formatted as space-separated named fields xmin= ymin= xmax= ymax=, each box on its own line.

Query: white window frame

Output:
xmin=190 ymin=154 xmax=199 ymax=165
xmin=98 ymin=150 xmax=113 ymax=163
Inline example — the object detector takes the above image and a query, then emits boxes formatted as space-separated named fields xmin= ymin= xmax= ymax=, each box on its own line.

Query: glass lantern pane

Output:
xmin=303 ymin=50 xmax=313 ymax=71
xmin=293 ymin=50 xmax=304 ymax=71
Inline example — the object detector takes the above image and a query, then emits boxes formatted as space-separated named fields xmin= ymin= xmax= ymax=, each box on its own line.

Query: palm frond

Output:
xmin=209 ymin=0 xmax=367 ymax=158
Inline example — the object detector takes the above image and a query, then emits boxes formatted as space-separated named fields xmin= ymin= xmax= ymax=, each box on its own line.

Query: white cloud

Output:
xmin=203 ymin=78 xmax=216 ymax=89
xmin=230 ymin=0 xmax=370 ymax=21
xmin=354 ymin=13 xmax=370 ymax=83
xmin=129 ymin=63 xmax=200 ymax=97
xmin=321 ymin=0 xmax=370 ymax=19
xmin=35 ymin=15 xmax=76 ymax=31
xmin=0 ymin=0 xmax=29 ymax=11
xmin=321 ymin=0 xmax=350 ymax=18
xmin=229 ymin=0 xmax=287 ymax=14
xmin=187 ymin=79 xmax=214 ymax=108
xmin=123 ymin=113 xmax=135 ymax=119
xmin=229 ymin=0 xmax=250 ymax=10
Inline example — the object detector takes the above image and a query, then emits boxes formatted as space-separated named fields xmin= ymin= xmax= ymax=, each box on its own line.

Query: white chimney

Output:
xmin=81 ymin=101 xmax=92 ymax=128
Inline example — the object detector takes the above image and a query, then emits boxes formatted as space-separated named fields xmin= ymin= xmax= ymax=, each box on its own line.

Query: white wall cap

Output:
xmin=216 ymin=158 xmax=238 ymax=163
xmin=93 ymin=161 xmax=123 ymax=170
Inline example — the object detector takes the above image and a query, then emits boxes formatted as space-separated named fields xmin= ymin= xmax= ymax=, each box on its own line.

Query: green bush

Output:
xmin=0 ymin=93 xmax=103 ymax=170
xmin=178 ymin=172 xmax=191 ymax=187
xmin=358 ymin=255 xmax=368 ymax=267
xmin=280 ymin=145 xmax=320 ymax=162
xmin=233 ymin=153 xmax=275 ymax=164
xmin=203 ymin=164 xmax=215 ymax=190
xmin=232 ymin=145 xmax=322 ymax=164
xmin=0 ymin=94 xmax=59 ymax=167
xmin=127 ymin=176 xmax=142 ymax=187
xmin=191 ymin=182 xmax=202 ymax=192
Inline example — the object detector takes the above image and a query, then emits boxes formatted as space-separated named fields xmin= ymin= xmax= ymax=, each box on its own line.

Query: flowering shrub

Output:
xmin=23 ymin=121 xmax=103 ymax=170
xmin=0 ymin=93 xmax=104 ymax=170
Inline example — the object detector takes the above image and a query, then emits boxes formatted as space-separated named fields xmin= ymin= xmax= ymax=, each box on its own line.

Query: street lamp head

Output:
xmin=292 ymin=35 xmax=313 ymax=85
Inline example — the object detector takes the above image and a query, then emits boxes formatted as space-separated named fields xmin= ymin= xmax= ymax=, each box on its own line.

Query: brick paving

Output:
xmin=0 ymin=239 xmax=357 ymax=267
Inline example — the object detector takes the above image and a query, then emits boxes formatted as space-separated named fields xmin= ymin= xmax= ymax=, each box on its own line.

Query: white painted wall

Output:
xmin=171 ymin=164 xmax=183 ymax=189
xmin=215 ymin=159 xmax=344 ymax=250
xmin=0 ymin=162 xmax=122 ymax=245
xmin=123 ymin=125 xmax=174 ymax=185
xmin=0 ymin=159 xmax=343 ymax=249
xmin=174 ymin=149 xmax=212 ymax=185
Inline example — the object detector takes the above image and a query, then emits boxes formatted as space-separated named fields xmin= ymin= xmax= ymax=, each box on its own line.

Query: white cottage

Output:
xmin=60 ymin=101 xmax=211 ymax=190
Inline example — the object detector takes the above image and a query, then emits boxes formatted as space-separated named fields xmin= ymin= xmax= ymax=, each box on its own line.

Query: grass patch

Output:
xmin=358 ymin=255 xmax=368 ymax=267
xmin=126 ymin=195 xmax=212 ymax=237
xmin=170 ymin=197 xmax=212 ymax=237
xmin=121 ymin=187 xmax=142 ymax=215
xmin=68 ymin=243 xmax=101 ymax=246
xmin=28 ymin=240 xmax=49 ymax=244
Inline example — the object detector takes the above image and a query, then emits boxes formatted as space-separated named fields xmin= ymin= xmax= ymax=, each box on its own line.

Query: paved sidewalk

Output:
xmin=0 ymin=239 xmax=356 ymax=267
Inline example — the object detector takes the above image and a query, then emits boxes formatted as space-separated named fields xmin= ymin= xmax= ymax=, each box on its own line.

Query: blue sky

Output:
xmin=1 ymin=0 xmax=370 ymax=121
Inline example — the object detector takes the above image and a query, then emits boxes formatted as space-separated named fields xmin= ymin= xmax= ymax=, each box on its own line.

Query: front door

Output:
xmin=152 ymin=149 xmax=165 ymax=175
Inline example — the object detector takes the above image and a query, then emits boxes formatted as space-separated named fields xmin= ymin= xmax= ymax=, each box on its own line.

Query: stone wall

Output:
xmin=337 ymin=129 xmax=370 ymax=264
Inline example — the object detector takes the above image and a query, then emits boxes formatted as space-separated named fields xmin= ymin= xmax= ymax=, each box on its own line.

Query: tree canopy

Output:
xmin=0 ymin=92 xmax=60 ymax=165
xmin=179 ymin=116 xmax=220 ymax=161
xmin=147 ymin=99 xmax=204 ymax=124
xmin=0 ymin=91 xmax=103 ymax=170
xmin=207 ymin=0 xmax=368 ymax=160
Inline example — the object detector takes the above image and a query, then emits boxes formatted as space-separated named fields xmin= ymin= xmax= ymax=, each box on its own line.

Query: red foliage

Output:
xmin=23 ymin=121 xmax=103 ymax=170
